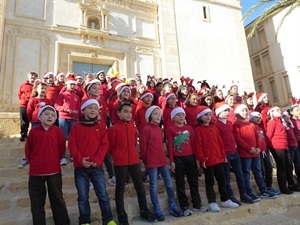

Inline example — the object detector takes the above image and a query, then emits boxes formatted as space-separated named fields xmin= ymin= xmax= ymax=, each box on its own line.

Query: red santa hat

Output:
xmin=37 ymin=105 xmax=57 ymax=119
xmin=75 ymin=74 xmax=82 ymax=80
xmin=140 ymin=90 xmax=154 ymax=100
xmin=256 ymin=92 xmax=268 ymax=103
xmin=86 ymin=79 xmax=101 ymax=91
xmin=145 ymin=106 xmax=161 ymax=122
xmin=165 ymin=92 xmax=177 ymax=102
xmin=196 ymin=106 xmax=212 ymax=119
xmin=81 ymin=99 xmax=99 ymax=112
xmin=234 ymin=104 xmax=248 ymax=114
xmin=118 ymin=85 xmax=131 ymax=95
xmin=248 ymin=111 xmax=261 ymax=122
xmin=65 ymin=75 xmax=76 ymax=85
xmin=44 ymin=72 xmax=54 ymax=79
xmin=162 ymin=78 xmax=172 ymax=84
xmin=137 ymin=84 xmax=147 ymax=93
xmin=115 ymin=82 xmax=126 ymax=91
xmin=171 ymin=107 xmax=185 ymax=120
xmin=56 ymin=72 xmax=65 ymax=80
xmin=215 ymin=102 xmax=230 ymax=116
xmin=267 ymin=106 xmax=280 ymax=118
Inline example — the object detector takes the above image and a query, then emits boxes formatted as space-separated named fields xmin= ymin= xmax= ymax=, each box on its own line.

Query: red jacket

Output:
xmin=166 ymin=124 xmax=195 ymax=163
xmin=254 ymin=125 xmax=267 ymax=152
xmin=135 ymin=105 xmax=151 ymax=132
xmin=266 ymin=118 xmax=288 ymax=150
xmin=233 ymin=120 xmax=260 ymax=158
xmin=215 ymin=119 xmax=237 ymax=154
xmin=54 ymin=90 xmax=80 ymax=120
xmin=194 ymin=124 xmax=226 ymax=167
xmin=291 ymin=118 xmax=300 ymax=142
xmin=18 ymin=81 xmax=34 ymax=107
xmin=254 ymin=104 xmax=272 ymax=132
xmin=108 ymin=120 xmax=140 ymax=166
xmin=26 ymin=98 xmax=52 ymax=123
xmin=25 ymin=125 xmax=65 ymax=175
xmin=285 ymin=126 xmax=298 ymax=147
xmin=184 ymin=105 xmax=201 ymax=128
xmin=139 ymin=123 xmax=167 ymax=168
xmin=46 ymin=83 xmax=60 ymax=105
xmin=68 ymin=121 xmax=108 ymax=167
xmin=227 ymin=109 xmax=236 ymax=124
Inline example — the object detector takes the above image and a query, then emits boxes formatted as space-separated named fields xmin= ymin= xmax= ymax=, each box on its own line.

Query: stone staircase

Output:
xmin=1 ymin=137 xmax=300 ymax=225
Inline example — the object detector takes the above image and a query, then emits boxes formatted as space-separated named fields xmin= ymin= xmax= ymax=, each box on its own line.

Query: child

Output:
xmin=254 ymin=92 xmax=272 ymax=132
xmin=233 ymin=104 xmax=277 ymax=201
xmin=135 ymin=90 xmax=154 ymax=132
xmin=194 ymin=106 xmax=239 ymax=212
xmin=140 ymin=106 xmax=183 ymax=221
xmin=214 ymin=102 xmax=254 ymax=205
xmin=266 ymin=107 xmax=300 ymax=194
xmin=68 ymin=99 xmax=116 ymax=225
xmin=166 ymin=107 xmax=207 ymax=216
xmin=108 ymin=103 xmax=156 ymax=225
xmin=162 ymin=92 xmax=178 ymax=132
xmin=18 ymin=71 xmax=39 ymax=141
xmin=25 ymin=105 xmax=70 ymax=225
xmin=184 ymin=93 xmax=201 ymax=128
xmin=248 ymin=111 xmax=280 ymax=195
xmin=224 ymin=94 xmax=236 ymax=123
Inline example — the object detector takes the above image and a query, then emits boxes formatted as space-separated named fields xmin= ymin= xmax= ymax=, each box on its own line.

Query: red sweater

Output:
xmin=166 ymin=124 xmax=195 ymax=163
xmin=227 ymin=109 xmax=236 ymax=124
xmin=18 ymin=81 xmax=34 ymax=107
xmin=26 ymin=98 xmax=52 ymax=123
xmin=266 ymin=118 xmax=288 ymax=150
xmin=25 ymin=125 xmax=65 ymax=175
xmin=285 ymin=126 xmax=298 ymax=147
xmin=54 ymin=90 xmax=80 ymax=120
xmin=139 ymin=123 xmax=167 ymax=168
xmin=194 ymin=124 xmax=226 ymax=167
xmin=254 ymin=104 xmax=272 ymax=132
xmin=215 ymin=119 xmax=237 ymax=154
xmin=135 ymin=105 xmax=151 ymax=132
xmin=46 ymin=83 xmax=60 ymax=105
xmin=233 ymin=120 xmax=260 ymax=158
xmin=108 ymin=120 xmax=140 ymax=166
xmin=68 ymin=121 xmax=108 ymax=167
xmin=291 ymin=118 xmax=300 ymax=141
xmin=254 ymin=126 xmax=267 ymax=152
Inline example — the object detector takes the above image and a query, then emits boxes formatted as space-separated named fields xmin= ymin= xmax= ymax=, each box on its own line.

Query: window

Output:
xmin=283 ymin=74 xmax=292 ymax=98
xmin=257 ymin=82 xmax=263 ymax=93
xmin=269 ymin=78 xmax=278 ymax=102
xmin=250 ymin=34 xmax=258 ymax=53
xmin=262 ymin=51 xmax=272 ymax=75
xmin=202 ymin=5 xmax=210 ymax=22
xmin=87 ymin=16 xmax=100 ymax=29
xmin=254 ymin=57 xmax=262 ymax=76
xmin=258 ymin=27 xmax=267 ymax=49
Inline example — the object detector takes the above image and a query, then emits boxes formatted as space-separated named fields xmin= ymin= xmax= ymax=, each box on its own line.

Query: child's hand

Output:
xmin=170 ymin=162 xmax=175 ymax=173
xmin=82 ymin=157 xmax=92 ymax=168
xmin=72 ymin=110 xmax=78 ymax=115
xmin=224 ymin=158 xmax=228 ymax=163
xmin=250 ymin=147 xmax=257 ymax=154
xmin=202 ymin=161 xmax=206 ymax=169
xmin=67 ymin=109 xmax=72 ymax=114
xmin=91 ymin=162 xmax=97 ymax=167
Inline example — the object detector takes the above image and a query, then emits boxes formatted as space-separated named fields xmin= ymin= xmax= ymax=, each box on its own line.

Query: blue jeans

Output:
xmin=74 ymin=166 xmax=113 ymax=225
xmin=241 ymin=157 xmax=267 ymax=194
xmin=289 ymin=146 xmax=300 ymax=171
xmin=59 ymin=119 xmax=76 ymax=158
xmin=147 ymin=166 xmax=178 ymax=215
xmin=223 ymin=152 xmax=246 ymax=196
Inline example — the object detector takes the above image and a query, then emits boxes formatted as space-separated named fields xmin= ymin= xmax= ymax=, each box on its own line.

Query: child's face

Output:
xmin=262 ymin=95 xmax=269 ymax=104
xmin=164 ymin=84 xmax=173 ymax=93
xmin=76 ymin=77 xmax=83 ymax=84
xmin=227 ymin=96 xmax=235 ymax=107
xmin=37 ymin=84 xmax=47 ymax=97
xmin=272 ymin=107 xmax=281 ymax=117
xmin=189 ymin=95 xmax=200 ymax=106
xmin=117 ymin=105 xmax=132 ymax=121
xmin=246 ymin=97 xmax=253 ymax=106
xmin=28 ymin=73 xmax=38 ymax=84
xmin=58 ymin=75 xmax=65 ymax=82
xmin=138 ymin=86 xmax=146 ymax=94
xmin=120 ymin=88 xmax=130 ymax=100
xmin=143 ymin=95 xmax=153 ymax=105
xmin=173 ymin=112 xmax=186 ymax=125
xmin=83 ymin=104 xmax=99 ymax=119
xmin=290 ymin=106 xmax=300 ymax=118
xmin=200 ymin=112 xmax=212 ymax=124
xmin=238 ymin=108 xmax=248 ymax=119
xmin=167 ymin=96 xmax=177 ymax=108
xmin=250 ymin=116 xmax=261 ymax=125
xmin=150 ymin=108 xmax=161 ymax=124
xmin=39 ymin=109 xmax=56 ymax=127
xmin=149 ymin=81 xmax=155 ymax=88
xmin=218 ymin=109 xmax=229 ymax=119
xmin=66 ymin=83 xmax=75 ymax=90
xmin=216 ymin=90 xmax=223 ymax=99
xmin=205 ymin=96 xmax=213 ymax=106
xmin=88 ymin=84 xmax=100 ymax=97
xmin=231 ymin=85 xmax=238 ymax=94
xmin=181 ymin=86 xmax=188 ymax=95
xmin=156 ymin=84 xmax=163 ymax=93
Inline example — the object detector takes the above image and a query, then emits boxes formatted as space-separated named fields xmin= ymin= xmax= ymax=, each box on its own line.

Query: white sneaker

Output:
xmin=60 ymin=158 xmax=67 ymax=166
xmin=108 ymin=176 xmax=116 ymax=186
xmin=89 ymin=182 xmax=94 ymax=190
xmin=221 ymin=199 xmax=239 ymax=208
xmin=209 ymin=202 xmax=221 ymax=212
xmin=183 ymin=208 xmax=193 ymax=216
xmin=18 ymin=158 xmax=28 ymax=169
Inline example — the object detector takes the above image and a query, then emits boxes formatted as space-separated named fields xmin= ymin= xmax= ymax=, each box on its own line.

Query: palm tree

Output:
xmin=243 ymin=0 xmax=300 ymax=39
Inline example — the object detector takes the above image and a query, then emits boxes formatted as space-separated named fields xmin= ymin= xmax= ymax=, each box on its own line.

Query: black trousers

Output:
xmin=19 ymin=107 xmax=29 ymax=136
xmin=260 ymin=150 xmax=273 ymax=187
xmin=173 ymin=155 xmax=202 ymax=209
xmin=203 ymin=163 xmax=229 ymax=203
xmin=270 ymin=149 xmax=296 ymax=190
xmin=114 ymin=164 xmax=148 ymax=216
xmin=28 ymin=173 xmax=70 ymax=225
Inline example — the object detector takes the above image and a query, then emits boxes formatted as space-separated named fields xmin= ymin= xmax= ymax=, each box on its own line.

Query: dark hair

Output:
xmin=117 ymin=102 xmax=132 ymax=112
xmin=195 ymin=114 xmax=214 ymax=126
xmin=200 ymin=93 xmax=214 ymax=110
xmin=156 ymin=82 xmax=163 ymax=87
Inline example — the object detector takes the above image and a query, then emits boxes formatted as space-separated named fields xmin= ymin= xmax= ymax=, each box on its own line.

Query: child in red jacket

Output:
xmin=195 ymin=106 xmax=239 ymax=212
xmin=166 ymin=107 xmax=207 ymax=216
xmin=266 ymin=107 xmax=300 ymax=194
xmin=18 ymin=71 xmax=39 ymax=141
xmin=140 ymin=106 xmax=183 ymax=221
xmin=25 ymin=105 xmax=70 ymax=225
xmin=135 ymin=90 xmax=154 ymax=132
xmin=68 ymin=99 xmax=116 ymax=225
xmin=162 ymin=92 xmax=178 ymax=132
xmin=108 ymin=103 xmax=156 ymax=225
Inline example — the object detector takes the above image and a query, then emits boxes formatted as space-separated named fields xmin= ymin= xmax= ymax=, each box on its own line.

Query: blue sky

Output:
xmin=241 ymin=0 xmax=277 ymax=25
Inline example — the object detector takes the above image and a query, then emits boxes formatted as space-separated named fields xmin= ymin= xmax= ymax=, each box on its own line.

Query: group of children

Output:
xmin=19 ymin=71 xmax=300 ymax=225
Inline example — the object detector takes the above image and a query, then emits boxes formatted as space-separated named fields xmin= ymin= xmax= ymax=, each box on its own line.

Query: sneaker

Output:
xmin=140 ymin=209 xmax=157 ymax=222
xmin=107 ymin=221 xmax=117 ymax=225
xmin=267 ymin=187 xmax=281 ymax=196
xmin=248 ymin=192 xmax=261 ymax=202
xmin=221 ymin=199 xmax=239 ymax=208
xmin=20 ymin=135 xmax=27 ymax=142
xmin=230 ymin=196 xmax=241 ymax=206
xmin=18 ymin=158 xmax=28 ymax=169
xmin=169 ymin=208 xmax=184 ymax=217
xmin=182 ymin=207 xmax=193 ymax=216
xmin=89 ymin=182 xmax=94 ymax=190
xmin=108 ymin=176 xmax=116 ymax=186
xmin=192 ymin=205 xmax=208 ymax=213
xmin=157 ymin=174 xmax=162 ymax=180
xmin=118 ymin=213 xmax=129 ymax=225
xmin=280 ymin=188 xmax=293 ymax=195
xmin=260 ymin=190 xmax=277 ymax=199
xmin=289 ymin=185 xmax=300 ymax=192
xmin=240 ymin=194 xmax=254 ymax=204
xmin=209 ymin=202 xmax=221 ymax=212
xmin=60 ymin=158 xmax=67 ymax=166
xmin=155 ymin=214 xmax=165 ymax=221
